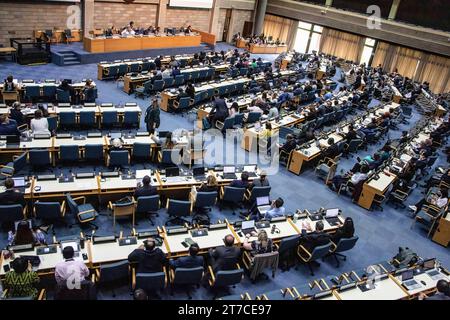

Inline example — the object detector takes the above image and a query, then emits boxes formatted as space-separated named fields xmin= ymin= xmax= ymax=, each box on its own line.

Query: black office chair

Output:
xmin=0 ymin=204 xmax=27 ymax=230
xmin=94 ymin=260 xmax=130 ymax=298
xmin=134 ymin=195 xmax=160 ymax=226
xmin=65 ymin=193 xmax=99 ymax=230
xmin=107 ymin=150 xmax=130 ymax=170
xmin=219 ymin=186 xmax=246 ymax=215
xmin=165 ymin=199 xmax=192 ymax=226
xmin=192 ymin=191 xmax=217 ymax=213
xmin=54 ymin=280 xmax=97 ymax=300
xmin=328 ymin=236 xmax=359 ymax=267
xmin=33 ymin=201 xmax=67 ymax=234
xmin=275 ymin=235 xmax=300 ymax=271
xmin=169 ymin=266 xmax=204 ymax=299
xmin=29 ymin=149 xmax=52 ymax=171
xmin=297 ymin=242 xmax=333 ymax=276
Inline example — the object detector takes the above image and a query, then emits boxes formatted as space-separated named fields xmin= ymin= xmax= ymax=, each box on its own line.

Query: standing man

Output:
xmin=145 ymin=99 xmax=160 ymax=134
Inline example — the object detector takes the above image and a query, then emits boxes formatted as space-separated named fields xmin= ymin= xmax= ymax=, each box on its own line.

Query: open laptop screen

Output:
xmin=401 ymin=270 xmax=414 ymax=281
xmin=243 ymin=165 xmax=256 ymax=172
xmin=241 ymin=220 xmax=255 ymax=230
xmin=223 ymin=166 xmax=235 ymax=173
xmin=256 ymin=196 xmax=270 ymax=206
xmin=326 ymin=208 xmax=339 ymax=218
xmin=165 ymin=167 xmax=180 ymax=177
xmin=12 ymin=177 xmax=25 ymax=188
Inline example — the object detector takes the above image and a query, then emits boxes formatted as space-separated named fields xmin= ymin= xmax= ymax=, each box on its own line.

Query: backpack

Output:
xmin=392 ymin=247 xmax=418 ymax=268
xmin=192 ymin=212 xmax=210 ymax=226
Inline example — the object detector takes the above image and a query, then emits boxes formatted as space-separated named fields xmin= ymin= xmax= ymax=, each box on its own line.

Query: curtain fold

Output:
xmin=415 ymin=54 xmax=450 ymax=94
xmin=318 ymin=27 xmax=363 ymax=63
xmin=262 ymin=14 xmax=295 ymax=43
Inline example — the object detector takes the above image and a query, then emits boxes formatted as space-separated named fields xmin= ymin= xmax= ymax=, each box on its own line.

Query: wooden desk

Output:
xmin=32 ymin=176 xmax=100 ymax=200
xmin=432 ymin=213 xmax=450 ymax=247
xmin=358 ymin=172 xmax=397 ymax=210
xmin=236 ymin=39 xmax=248 ymax=48
xmin=249 ymin=44 xmax=287 ymax=54
xmin=393 ymin=270 xmax=450 ymax=298
xmin=335 ymin=275 xmax=408 ymax=300
xmin=83 ymin=34 xmax=202 ymax=53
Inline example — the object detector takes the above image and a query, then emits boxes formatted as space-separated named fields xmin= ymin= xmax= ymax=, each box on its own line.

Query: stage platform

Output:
xmin=50 ymin=42 xmax=212 ymax=66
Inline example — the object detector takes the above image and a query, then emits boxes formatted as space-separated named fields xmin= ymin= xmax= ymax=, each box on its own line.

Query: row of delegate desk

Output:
xmin=0 ymin=80 xmax=95 ymax=104
xmin=84 ymin=34 xmax=202 ymax=53
xmin=160 ymin=69 xmax=296 ymax=112
xmin=0 ymin=212 xmax=345 ymax=277
xmin=235 ymin=39 xmax=288 ymax=54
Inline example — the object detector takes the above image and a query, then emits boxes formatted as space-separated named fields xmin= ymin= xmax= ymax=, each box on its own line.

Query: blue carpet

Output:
xmin=0 ymin=46 xmax=448 ymax=300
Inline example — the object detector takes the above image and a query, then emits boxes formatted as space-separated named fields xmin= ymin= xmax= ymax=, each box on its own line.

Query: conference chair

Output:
xmin=174 ymin=75 xmax=185 ymax=86
xmin=165 ymin=199 xmax=192 ymax=226
xmin=65 ymin=193 xmax=98 ymax=230
xmin=242 ymin=251 xmax=279 ymax=283
xmin=132 ymin=142 xmax=152 ymax=162
xmin=0 ymin=152 xmax=27 ymax=178
xmin=173 ymin=97 xmax=191 ymax=114
xmin=246 ymin=112 xmax=261 ymax=124
xmin=132 ymin=269 xmax=167 ymax=298
xmin=208 ymin=263 xmax=244 ymax=299
xmin=163 ymin=77 xmax=175 ymax=88
xmin=47 ymin=116 xmax=58 ymax=133
xmin=315 ymin=155 xmax=339 ymax=185
xmin=134 ymin=80 xmax=152 ymax=98
xmin=29 ymin=149 xmax=51 ymax=170
xmin=79 ymin=111 xmax=96 ymax=128
xmin=191 ymin=191 xmax=217 ymax=214
xmin=123 ymin=111 xmax=140 ymax=127
xmin=410 ymin=204 xmax=443 ymax=238
xmin=102 ymin=111 xmax=119 ymax=128
xmin=56 ymin=89 xmax=71 ymax=103
xmin=239 ymin=68 xmax=248 ymax=76
xmin=158 ymin=148 xmax=182 ymax=168
xmin=129 ymin=62 xmax=140 ymax=73
xmin=93 ymin=260 xmax=130 ymax=298
xmin=59 ymin=145 xmax=80 ymax=163
xmin=59 ymin=111 xmax=77 ymax=129
xmin=169 ymin=266 xmax=204 ymax=299
xmin=134 ymin=195 xmax=160 ymax=226
xmin=33 ymin=201 xmax=67 ymax=234
xmin=24 ymin=85 xmax=40 ymax=103
xmin=343 ymin=138 xmax=363 ymax=157
xmin=107 ymin=150 xmax=130 ymax=169
xmin=151 ymin=79 xmax=165 ymax=92
xmin=108 ymin=200 xmax=135 ymax=229
xmin=216 ymin=117 xmax=235 ymax=133
xmin=233 ymin=113 xmax=245 ymax=128
xmin=328 ymin=236 xmax=359 ymax=267
xmin=54 ymin=280 xmax=97 ymax=300
xmin=297 ymin=242 xmax=333 ymax=276
xmin=0 ymin=204 xmax=27 ymax=229
xmin=219 ymin=186 xmax=246 ymax=215
xmin=274 ymin=235 xmax=300 ymax=271
xmin=244 ymin=186 xmax=271 ymax=204
xmin=42 ymin=84 xmax=57 ymax=101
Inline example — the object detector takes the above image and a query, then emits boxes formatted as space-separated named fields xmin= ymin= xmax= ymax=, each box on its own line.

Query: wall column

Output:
xmin=208 ymin=0 xmax=220 ymax=34
xmin=83 ymin=0 xmax=94 ymax=38
xmin=253 ymin=0 xmax=267 ymax=36
xmin=157 ymin=0 xmax=168 ymax=28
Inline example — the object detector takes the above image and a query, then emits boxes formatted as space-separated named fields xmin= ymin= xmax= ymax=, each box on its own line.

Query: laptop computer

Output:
xmin=192 ymin=166 xmax=205 ymax=180
xmin=12 ymin=177 xmax=26 ymax=188
xmin=165 ymin=167 xmax=180 ymax=177
xmin=241 ymin=220 xmax=257 ymax=235
xmin=423 ymin=258 xmax=444 ymax=280
xmin=256 ymin=196 xmax=271 ymax=215
xmin=401 ymin=269 xmax=421 ymax=290
xmin=61 ymin=241 xmax=80 ymax=258
xmin=222 ymin=166 xmax=237 ymax=180
xmin=243 ymin=165 xmax=258 ymax=178
xmin=325 ymin=208 xmax=340 ymax=226
xmin=6 ymin=135 xmax=20 ymax=147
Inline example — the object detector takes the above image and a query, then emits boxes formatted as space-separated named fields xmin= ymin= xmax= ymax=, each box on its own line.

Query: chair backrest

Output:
xmin=135 ymin=195 xmax=160 ymax=213
xmin=174 ymin=75 xmax=185 ymax=86
xmin=29 ymin=149 xmax=50 ymax=166
xmin=25 ymin=85 xmax=40 ymax=98
xmin=59 ymin=112 xmax=76 ymax=125
xmin=335 ymin=236 xmax=359 ymax=253
xmin=247 ymin=112 xmax=261 ymax=123
xmin=99 ymin=260 xmax=129 ymax=284
xmin=102 ymin=111 xmax=118 ymax=125
xmin=177 ymin=97 xmax=191 ymax=110
xmin=195 ymin=191 xmax=217 ymax=208
xmin=132 ymin=143 xmax=151 ymax=159
xmin=65 ymin=193 xmax=79 ymax=215
xmin=42 ymin=85 xmax=56 ymax=98
xmin=85 ymin=144 xmax=104 ymax=161
xmin=348 ymin=139 xmax=362 ymax=152
xmin=167 ymin=199 xmax=191 ymax=217
xmin=54 ymin=280 xmax=96 ymax=300
xmin=222 ymin=117 xmax=235 ymax=130
xmin=47 ymin=116 xmax=58 ymax=131
xmin=0 ymin=204 xmax=23 ymax=223
xmin=234 ymin=113 xmax=244 ymax=126
xmin=249 ymin=186 xmax=271 ymax=202
xmin=79 ymin=111 xmax=96 ymax=125
xmin=123 ymin=111 xmax=139 ymax=126
xmin=152 ymin=80 xmax=164 ymax=91
xmin=60 ymin=145 xmax=79 ymax=161
xmin=34 ymin=201 xmax=61 ymax=219
xmin=222 ymin=187 xmax=246 ymax=202
xmin=13 ymin=152 xmax=27 ymax=172
xmin=309 ymin=242 xmax=333 ymax=261
xmin=160 ymin=149 xmax=181 ymax=165
xmin=163 ymin=77 xmax=174 ymax=88
xmin=136 ymin=272 xmax=166 ymax=292
xmin=109 ymin=150 xmax=129 ymax=166
xmin=173 ymin=267 xmax=204 ymax=285
xmin=214 ymin=269 xmax=244 ymax=287
xmin=278 ymin=235 xmax=301 ymax=254
xmin=113 ymin=201 xmax=135 ymax=218
xmin=56 ymin=89 xmax=71 ymax=103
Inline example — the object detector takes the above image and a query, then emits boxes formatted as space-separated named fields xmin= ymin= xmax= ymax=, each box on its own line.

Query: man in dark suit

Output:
xmin=300 ymin=221 xmax=331 ymax=259
xmin=128 ymin=238 xmax=167 ymax=273
xmin=170 ymin=244 xmax=203 ymax=269
xmin=150 ymin=70 xmax=162 ymax=84
xmin=208 ymin=234 xmax=241 ymax=272
xmin=419 ymin=280 xmax=450 ymax=300
xmin=154 ymin=55 xmax=163 ymax=70
xmin=185 ymin=82 xmax=195 ymax=98
xmin=230 ymin=171 xmax=250 ymax=189
xmin=134 ymin=176 xmax=157 ymax=198
xmin=322 ymin=137 xmax=339 ymax=160
xmin=209 ymin=95 xmax=229 ymax=127
xmin=0 ymin=178 xmax=25 ymax=206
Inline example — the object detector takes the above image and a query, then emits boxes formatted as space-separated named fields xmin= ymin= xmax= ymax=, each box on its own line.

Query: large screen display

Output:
xmin=169 ymin=0 xmax=213 ymax=9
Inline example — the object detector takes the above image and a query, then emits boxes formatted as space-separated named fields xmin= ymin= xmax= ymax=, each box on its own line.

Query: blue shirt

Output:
xmin=265 ymin=206 xmax=285 ymax=220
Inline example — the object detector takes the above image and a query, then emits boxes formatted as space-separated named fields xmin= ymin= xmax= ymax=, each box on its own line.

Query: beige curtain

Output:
xmin=415 ymin=54 xmax=450 ymax=94
xmin=262 ymin=14 xmax=295 ymax=44
xmin=393 ymin=47 xmax=422 ymax=79
xmin=319 ymin=28 xmax=364 ymax=63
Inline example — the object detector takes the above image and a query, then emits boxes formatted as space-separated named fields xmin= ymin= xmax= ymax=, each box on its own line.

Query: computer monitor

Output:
xmin=241 ymin=220 xmax=255 ymax=230
xmin=423 ymin=258 xmax=436 ymax=270
xmin=158 ymin=131 xmax=170 ymax=138
xmin=193 ymin=167 xmax=205 ymax=176
xmin=6 ymin=135 xmax=20 ymax=145
xmin=256 ymin=196 xmax=270 ymax=206
xmin=243 ymin=165 xmax=256 ymax=172
xmin=223 ymin=166 xmax=235 ymax=174
xmin=326 ymin=208 xmax=339 ymax=218
xmin=61 ymin=241 xmax=80 ymax=254
xmin=166 ymin=167 xmax=180 ymax=177
xmin=12 ymin=177 xmax=25 ymax=188
xmin=401 ymin=269 xmax=414 ymax=281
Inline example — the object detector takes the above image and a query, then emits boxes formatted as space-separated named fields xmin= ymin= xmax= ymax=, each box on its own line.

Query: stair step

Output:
xmin=63 ymin=61 xmax=81 ymax=66
xmin=63 ymin=57 xmax=79 ymax=62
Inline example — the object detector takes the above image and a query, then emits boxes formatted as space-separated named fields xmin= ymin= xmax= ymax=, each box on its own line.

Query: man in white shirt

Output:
xmin=121 ymin=26 xmax=135 ymax=37
xmin=55 ymin=246 xmax=89 ymax=286
xmin=161 ymin=67 xmax=172 ymax=79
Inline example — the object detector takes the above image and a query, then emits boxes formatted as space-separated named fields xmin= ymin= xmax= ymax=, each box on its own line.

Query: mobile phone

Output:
xmin=181 ymin=241 xmax=189 ymax=248
xmin=3 ymin=264 xmax=10 ymax=273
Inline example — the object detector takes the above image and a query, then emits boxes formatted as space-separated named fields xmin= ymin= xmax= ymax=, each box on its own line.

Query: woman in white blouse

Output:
xmin=30 ymin=110 xmax=50 ymax=135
